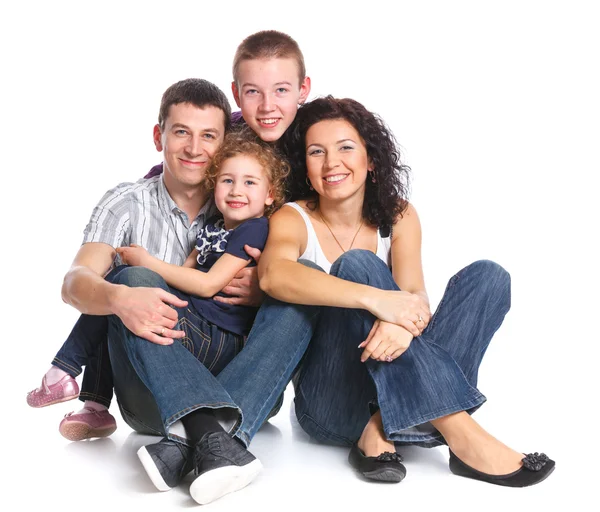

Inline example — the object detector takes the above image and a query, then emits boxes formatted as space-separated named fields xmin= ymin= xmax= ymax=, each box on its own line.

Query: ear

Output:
xmin=232 ymin=81 xmax=242 ymax=108
xmin=298 ymin=76 xmax=311 ymax=105
xmin=153 ymin=124 xmax=163 ymax=152
xmin=264 ymin=188 xmax=275 ymax=206
xmin=367 ymin=158 xmax=374 ymax=172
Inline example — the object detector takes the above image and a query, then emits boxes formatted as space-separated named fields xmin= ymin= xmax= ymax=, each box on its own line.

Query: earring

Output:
xmin=306 ymin=177 xmax=314 ymax=190
xmin=369 ymin=170 xmax=376 ymax=183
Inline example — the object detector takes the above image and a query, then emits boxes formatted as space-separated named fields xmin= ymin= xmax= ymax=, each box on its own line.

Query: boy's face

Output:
xmin=232 ymin=58 xmax=311 ymax=142
xmin=154 ymin=103 xmax=226 ymax=189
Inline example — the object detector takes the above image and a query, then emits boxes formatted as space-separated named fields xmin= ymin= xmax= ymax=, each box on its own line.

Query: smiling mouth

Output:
xmin=227 ymin=202 xmax=247 ymax=208
xmin=323 ymin=174 xmax=349 ymax=184
xmin=257 ymin=118 xmax=281 ymax=127
xmin=179 ymin=159 xmax=207 ymax=167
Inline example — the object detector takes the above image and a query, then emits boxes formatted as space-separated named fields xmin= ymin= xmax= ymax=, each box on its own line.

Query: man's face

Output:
xmin=154 ymin=102 xmax=226 ymax=189
xmin=232 ymin=58 xmax=311 ymax=142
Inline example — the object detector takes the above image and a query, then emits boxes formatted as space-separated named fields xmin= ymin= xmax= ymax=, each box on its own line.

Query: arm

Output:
xmin=359 ymin=203 xmax=432 ymax=362
xmin=62 ymin=243 xmax=188 ymax=345
xmin=117 ymin=245 xmax=251 ymax=298
xmin=259 ymin=206 xmax=425 ymax=334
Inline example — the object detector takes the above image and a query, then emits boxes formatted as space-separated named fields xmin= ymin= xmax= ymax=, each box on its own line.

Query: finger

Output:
xmin=244 ymin=245 xmax=262 ymax=263
xmin=399 ymin=318 xmax=420 ymax=337
xmin=157 ymin=289 xmax=188 ymax=308
xmin=361 ymin=333 xmax=383 ymax=362
xmin=213 ymin=296 xmax=244 ymax=305
xmin=159 ymin=327 xmax=185 ymax=340
xmin=140 ymin=331 xmax=174 ymax=346
xmin=359 ymin=320 xmax=379 ymax=348
xmin=219 ymin=285 xmax=246 ymax=297
xmin=389 ymin=347 xmax=407 ymax=360
xmin=157 ymin=304 xmax=179 ymax=323
xmin=370 ymin=339 xmax=391 ymax=360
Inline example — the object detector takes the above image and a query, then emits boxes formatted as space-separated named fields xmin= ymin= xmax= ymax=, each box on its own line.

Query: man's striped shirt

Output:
xmin=83 ymin=175 xmax=214 ymax=266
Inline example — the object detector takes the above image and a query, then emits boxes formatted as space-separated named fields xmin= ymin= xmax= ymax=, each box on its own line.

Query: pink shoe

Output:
xmin=59 ymin=408 xmax=117 ymax=441
xmin=26 ymin=374 xmax=79 ymax=408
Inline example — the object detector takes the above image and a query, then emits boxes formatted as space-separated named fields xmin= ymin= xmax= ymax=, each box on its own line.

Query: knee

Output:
xmin=468 ymin=259 xmax=511 ymax=304
xmin=330 ymin=249 xmax=384 ymax=282
xmin=109 ymin=266 xmax=165 ymax=288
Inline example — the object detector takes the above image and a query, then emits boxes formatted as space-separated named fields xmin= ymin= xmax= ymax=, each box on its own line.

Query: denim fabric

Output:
xmin=52 ymin=266 xmax=245 ymax=408
xmin=293 ymin=250 xmax=511 ymax=448
xmin=105 ymin=265 xmax=320 ymax=447
xmin=51 ymin=265 xmax=131 ymax=407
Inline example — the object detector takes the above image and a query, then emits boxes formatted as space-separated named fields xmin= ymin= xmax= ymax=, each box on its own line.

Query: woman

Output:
xmin=258 ymin=96 xmax=554 ymax=487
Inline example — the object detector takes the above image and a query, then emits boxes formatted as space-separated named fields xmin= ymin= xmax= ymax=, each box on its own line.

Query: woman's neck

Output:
xmin=316 ymin=195 xmax=364 ymax=229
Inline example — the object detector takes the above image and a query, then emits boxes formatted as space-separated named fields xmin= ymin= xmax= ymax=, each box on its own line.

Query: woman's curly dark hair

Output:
xmin=280 ymin=96 xmax=411 ymax=229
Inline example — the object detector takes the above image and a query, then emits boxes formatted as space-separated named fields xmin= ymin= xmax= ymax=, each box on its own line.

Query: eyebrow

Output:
xmin=170 ymin=123 xmax=220 ymax=134
xmin=307 ymin=138 xmax=357 ymax=147
xmin=242 ymin=81 xmax=293 ymax=88
xmin=219 ymin=173 xmax=263 ymax=180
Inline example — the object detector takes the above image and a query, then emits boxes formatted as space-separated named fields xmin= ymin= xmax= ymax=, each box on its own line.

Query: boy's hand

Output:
xmin=116 ymin=244 xmax=152 ymax=267
xmin=214 ymin=245 xmax=265 ymax=307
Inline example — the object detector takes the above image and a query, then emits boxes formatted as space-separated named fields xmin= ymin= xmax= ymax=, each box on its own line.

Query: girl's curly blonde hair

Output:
xmin=203 ymin=127 xmax=290 ymax=218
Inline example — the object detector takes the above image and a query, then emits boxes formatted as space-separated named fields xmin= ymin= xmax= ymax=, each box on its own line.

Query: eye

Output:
xmin=340 ymin=145 xmax=354 ymax=151
xmin=203 ymin=133 xmax=216 ymax=140
xmin=308 ymin=148 xmax=324 ymax=156
xmin=245 ymin=180 xmax=257 ymax=186
xmin=221 ymin=178 xmax=233 ymax=184
xmin=245 ymin=89 xmax=258 ymax=95
xmin=276 ymin=87 xmax=289 ymax=94
xmin=175 ymin=129 xmax=188 ymax=136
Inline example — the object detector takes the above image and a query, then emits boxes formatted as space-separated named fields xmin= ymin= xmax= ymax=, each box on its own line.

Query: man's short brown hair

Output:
xmin=232 ymin=30 xmax=306 ymax=86
xmin=158 ymin=78 xmax=231 ymax=132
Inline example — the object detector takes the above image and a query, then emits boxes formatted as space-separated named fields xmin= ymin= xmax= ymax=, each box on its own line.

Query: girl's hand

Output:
xmin=359 ymin=320 xmax=414 ymax=362
xmin=365 ymin=290 xmax=431 ymax=336
xmin=116 ymin=244 xmax=152 ymax=267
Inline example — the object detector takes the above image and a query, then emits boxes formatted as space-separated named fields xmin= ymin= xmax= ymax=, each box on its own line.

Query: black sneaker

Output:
xmin=137 ymin=438 xmax=193 ymax=491
xmin=189 ymin=431 xmax=263 ymax=504
xmin=348 ymin=442 xmax=407 ymax=483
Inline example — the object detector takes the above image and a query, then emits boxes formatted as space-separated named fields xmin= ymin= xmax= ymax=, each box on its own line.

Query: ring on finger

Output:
xmin=160 ymin=327 xmax=165 ymax=336
xmin=418 ymin=315 xmax=424 ymax=323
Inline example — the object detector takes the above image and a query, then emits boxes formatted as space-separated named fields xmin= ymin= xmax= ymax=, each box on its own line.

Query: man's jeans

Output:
xmin=105 ymin=266 xmax=320 ymax=447
xmin=293 ymin=250 xmax=511 ymax=447
xmin=52 ymin=266 xmax=247 ymax=409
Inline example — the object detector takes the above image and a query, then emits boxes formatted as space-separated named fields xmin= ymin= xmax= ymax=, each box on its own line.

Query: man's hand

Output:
xmin=111 ymin=286 xmax=188 ymax=345
xmin=213 ymin=245 xmax=265 ymax=307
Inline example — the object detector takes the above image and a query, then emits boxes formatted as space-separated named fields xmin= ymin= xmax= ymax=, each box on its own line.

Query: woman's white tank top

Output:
xmin=284 ymin=202 xmax=391 ymax=274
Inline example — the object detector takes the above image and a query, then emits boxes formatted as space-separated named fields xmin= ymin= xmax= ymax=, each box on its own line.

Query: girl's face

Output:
xmin=214 ymin=154 xmax=274 ymax=229
xmin=305 ymin=119 xmax=371 ymax=203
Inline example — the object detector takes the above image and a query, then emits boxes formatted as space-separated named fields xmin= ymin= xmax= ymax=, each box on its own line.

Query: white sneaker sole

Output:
xmin=189 ymin=459 xmax=263 ymax=504
xmin=137 ymin=445 xmax=172 ymax=492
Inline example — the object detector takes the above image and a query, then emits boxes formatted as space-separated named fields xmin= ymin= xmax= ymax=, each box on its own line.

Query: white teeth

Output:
xmin=325 ymin=175 xmax=347 ymax=183
xmin=259 ymin=119 xmax=278 ymax=125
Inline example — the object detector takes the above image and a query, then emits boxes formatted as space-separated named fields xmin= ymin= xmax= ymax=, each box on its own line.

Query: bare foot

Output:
xmin=357 ymin=411 xmax=395 ymax=457
xmin=433 ymin=412 xmax=524 ymax=475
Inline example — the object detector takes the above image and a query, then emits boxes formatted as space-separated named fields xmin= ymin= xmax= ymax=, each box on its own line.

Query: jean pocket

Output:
xmin=177 ymin=311 xmax=212 ymax=360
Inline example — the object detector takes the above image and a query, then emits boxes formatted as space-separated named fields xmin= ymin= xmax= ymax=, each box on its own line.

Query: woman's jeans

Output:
xmin=293 ymin=250 xmax=511 ymax=447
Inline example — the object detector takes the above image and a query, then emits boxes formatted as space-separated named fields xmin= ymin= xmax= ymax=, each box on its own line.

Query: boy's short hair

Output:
xmin=158 ymin=78 xmax=232 ymax=131
xmin=204 ymin=127 xmax=290 ymax=218
xmin=232 ymin=30 xmax=306 ymax=86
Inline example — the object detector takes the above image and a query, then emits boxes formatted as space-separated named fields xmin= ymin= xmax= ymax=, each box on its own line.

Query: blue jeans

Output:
xmin=293 ymin=250 xmax=511 ymax=448
xmin=52 ymin=266 xmax=246 ymax=408
xmin=106 ymin=266 xmax=320 ymax=446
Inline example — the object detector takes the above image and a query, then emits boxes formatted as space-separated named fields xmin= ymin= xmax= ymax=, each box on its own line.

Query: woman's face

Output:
xmin=305 ymin=119 xmax=370 ymax=202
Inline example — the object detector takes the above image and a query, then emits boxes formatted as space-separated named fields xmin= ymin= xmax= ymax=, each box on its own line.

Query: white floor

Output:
xmin=10 ymin=372 xmax=590 ymax=511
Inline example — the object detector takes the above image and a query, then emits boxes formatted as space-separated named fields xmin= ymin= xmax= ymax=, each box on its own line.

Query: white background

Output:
xmin=1 ymin=1 xmax=598 ymax=510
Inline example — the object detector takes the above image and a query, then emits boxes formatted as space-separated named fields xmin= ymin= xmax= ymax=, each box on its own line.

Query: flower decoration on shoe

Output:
xmin=376 ymin=452 xmax=404 ymax=463
xmin=521 ymin=452 xmax=549 ymax=472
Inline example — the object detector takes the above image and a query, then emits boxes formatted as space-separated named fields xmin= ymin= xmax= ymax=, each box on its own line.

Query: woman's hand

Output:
xmin=116 ymin=244 xmax=153 ymax=267
xmin=364 ymin=290 xmax=431 ymax=336
xmin=359 ymin=320 xmax=414 ymax=362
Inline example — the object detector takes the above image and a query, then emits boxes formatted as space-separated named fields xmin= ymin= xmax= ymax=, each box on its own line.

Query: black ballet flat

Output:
xmin=449 ymin=450 xmax=555 ymax=487
xmin=348 ymin=442 xmax=407 ymax=483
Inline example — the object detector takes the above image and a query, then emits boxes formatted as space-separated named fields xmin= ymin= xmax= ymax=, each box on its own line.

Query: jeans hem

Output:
xmin=51 ymin=357 xmax=81 ymax=378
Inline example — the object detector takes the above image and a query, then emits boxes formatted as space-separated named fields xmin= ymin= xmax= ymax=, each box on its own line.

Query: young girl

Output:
xmin=26 ymin=130 xmax=289 ymax=442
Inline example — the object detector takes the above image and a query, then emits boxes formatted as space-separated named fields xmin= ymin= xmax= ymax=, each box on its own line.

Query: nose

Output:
xmin=324 ymin=154 xmax=341 ymax=170
xmin=259 ymin=93 xmax=275 ymax=112
xmin=230 ymin=181 xmax=244 ymax=196
xmin=186 ymin=135 xmax=205 ymax=157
